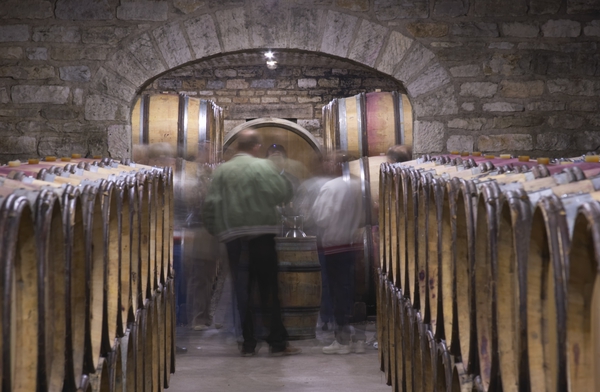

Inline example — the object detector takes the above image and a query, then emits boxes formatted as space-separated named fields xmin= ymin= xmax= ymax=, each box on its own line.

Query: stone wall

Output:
xmin=0 ymin=0 xmax=600 ymax=161
xmin=144 ymin=62 xmax=401 ymax=143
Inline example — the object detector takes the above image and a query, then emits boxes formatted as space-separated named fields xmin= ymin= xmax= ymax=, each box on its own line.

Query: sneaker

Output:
xmin=322 ymin=340 xmax=351 ymax=355
xmin=241 ymin=348 xmax=256 ymax=357
xmin=353 ymin=340 xmax=366 ymax=354
xmin=270 ymin=345 xmax=302 ymax=356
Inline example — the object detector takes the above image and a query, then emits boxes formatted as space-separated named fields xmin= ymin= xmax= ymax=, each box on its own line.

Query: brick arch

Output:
xmin=103 ymin=6 xmax=456 ymax=157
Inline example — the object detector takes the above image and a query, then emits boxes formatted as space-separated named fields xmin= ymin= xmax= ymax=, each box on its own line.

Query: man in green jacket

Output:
xmin=203 ymin=129 xmax=300 ymax=356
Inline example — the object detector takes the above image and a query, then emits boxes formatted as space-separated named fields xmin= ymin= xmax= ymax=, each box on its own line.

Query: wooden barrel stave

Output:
xmin=416 ymin=173 xmax=430 ymax=321
xmin=393 ymin=288 xmax=405 ymax=392
xmin=428 ymin=177 xmax=446 ymax=339
xmin=392 ymin=167 xmax=405 ymax=290
xmin=441 ymin=179 xmax=459 ymax=354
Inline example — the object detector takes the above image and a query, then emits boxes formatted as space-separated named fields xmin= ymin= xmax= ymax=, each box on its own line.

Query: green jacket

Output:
xmin=202 ymin=153 xmax=293 ymax=242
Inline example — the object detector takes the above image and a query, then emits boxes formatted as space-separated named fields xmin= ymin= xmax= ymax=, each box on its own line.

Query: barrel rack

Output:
xmin=377 ymin=153 xmax=600 ymax=392
xmin=0 ymin=155 xmax=175 ymax=392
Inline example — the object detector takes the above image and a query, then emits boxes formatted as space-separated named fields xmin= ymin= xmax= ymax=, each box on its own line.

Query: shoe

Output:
xmin=193 ymin=324 xmax=209 ymax=331
xmin=214 ymin=323 xmax=223 ymax=329
xmin=353 ymin=340 xmax=366 ymax=354
xmin=241 ymin=348 xmax=256 ymax=357
xmin=321 ymin=322 xmax=329 ymax=331
xmin=270 ymin=345 xmax=302 ymax=356
xmin=175 ymin=346 xmax=188 ymax=354
xmin=322 ymin=340 xmax=351 ymax=355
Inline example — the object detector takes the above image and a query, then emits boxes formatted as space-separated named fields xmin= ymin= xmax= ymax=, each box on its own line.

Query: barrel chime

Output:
xmin=0 ymin=155 xmax=175 ymax=392
xmin=377 ymin=153 xmax=600 ymax=392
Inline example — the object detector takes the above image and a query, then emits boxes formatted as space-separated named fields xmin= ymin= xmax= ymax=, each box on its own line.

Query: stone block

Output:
xmin=460 ymin=82 xmax=498 ymax=98
xmin=462 ymin=102 xmax=475 ymax=111
xmin=250 ymin=79 xmax=276 ymax=89
xmin=376 ymin=31 xmax=413 ymax=75
xmin=451 ymin=22 xmax=499 ymax=37
xmin=574 ymin=131 xmax=600 ymax=151
xmin=237 ymin=68 xmax=262 ymax=78
xmin=12 ymin=85 xmax=69 ymax=104
xmin=547 ymin=114 xmax=584 ymax=129
xmin=52 ymin=46 xmax=111 ymax=61
xmin=0 ymin=108 xmax=40 ymax=118
xmin=56 ymin=0 xmax=114 ymax=20
xmin=447 ymin=135 xmax=474 ymax=152
xmin=536 ymin=132 xmax=570 ymax=150
xmin=298 ymin=119 xmax=321 ymax=133
xmin=485 ymin=54 xmax=527 ymax=76
xmin=412 ymin=86 xmax=459 ymax=117
xmin=470 ymin=0 xmax=527 ymax=16
xmin=348 ymin=19 xmax=388 ymax=67
xmin=336 ymin=0 xmax=369 ymax=10
xmin=448 ymin=117 xmax=487 ymax=130
xmin=281 ymin=96 xmax=297 ymax=103
xmin=407 ymin=22 xmax=449 ymax=38
xmin=584 ymin=20 xmax=600 ymax=37
xmin=157 ymin=79 xmax=181 ymax=90
xmin=173 ymin=0 xmax=207 ymax=14
xmin=433 ymin=0 xmax=469 ymax=17
xmin=249 ymin=2 xmax=290 ymax=49
xmin=59 ymin=66 xmax=91 ymax=82
xmin=588 ymin=113 xmax=600 ymax=127
xmin=153 ymin=23 xmax=192 ymax=69
xmin=261 ymin=97 xmax=279 ymax=104
xmin=107 ymin=124 xmax=131 ymax=160
xmin=529 ymin=0 xmax=561 ymax=14
xmin=0 ymin=88 xmax=8 ymax=104
xmin=567 ymin=0 xmax=600 ymax=14
xmin=407 ymin=63 xmax=450 ymax=97
xmin=127 ymin=33 xmax=166 ymax=76
xmin=217 ymin=97 xmax=232 ymax=104
xmin=482 ymin=102 xmax=525 ymax=112
xmin=40 ymin=106 xmax=80 ymax=120
xmin=106 ymin=51 xmax=147 ymax=87
xmin=374 ymin=0 xmax=429 ymax=20
xmin=82 ymin=26 xmax=134 ymax=44
xmin=0 ymin=1 xmax=53 ymax=19
xmin=526 ymin=101 xmax=566 ymax=111
xmin=489 ymin=42 xmax=514 ymax=49
xmin=117 ymin=2 xmax=168 ymax=21
xmin=502 ymin=22 xmax=539 ymax=37
xmin=541 ymin=20 xmax=581 ymax=37
xmin=450 ymin=64 xmax=480 ymax=77
xmin=569 ymin=100 xmax=598 ymax=111
xmin=340 ymin=78 xmax=362 ymax=89
xmin=318 ymin=78 xmax=339 ymax=88
xmin=182 ymin=79 xmax=206 ymax=90
xmin=84 ymin=95 xmax=127 ymax=121
xmin=0 ymin=66 xmax=55 ymax=80
xmin=289 ymin=7 xmax=324 ymax=52
xmin=394 ymin=45 xmax=435 ymax=83
xmin=228 ymin=104 xmax=313 ymax=120
xmin=493 ymin=115 xmax=544 ymax=128
xmin=0 ymin=47 xmax=23 ymax=59
xmin=183 ymin=14 xmax=221 ymax=60
xmin=414 ymin=121 xmax=445 ymax=153
xmin=33 ymin=26 xmax=81 ymax=43
xmin=0 ymin=136 xmax=36 ymax=155
xmin=73 ymin=88 xmax=84 ymax=106
xmin=26 ymin=47 xmax=47 ymax=60
xmin=226 ymin=79 xmax=249 ymax=89
xmin=198 ymin=90 xmax=214 ymax=96
xmin=216 ymin=8 xmax=250 ymax=52
xmin=207 ymin=80 xmax=225 ymax=90
xmin=499 ymin=80 xmax=544 ymax=98
xmin=478 ymin=134 xmax=532 ymax=152
xmin=93 ymin=67 xmax=136 ymax=100
xmin=224 ymin=119 xmax=245 ymax=134
xmin=321 ymin=11 xmax=358 ymax=58
xmin=298 ymin=78 xmax=317 ymax=88
xmin=298 ymin=96 xmax=322 ymax=103
xmin=0 ymin=25 xmax=30 ymax=42
xmin=547 ymin=79 xmax=595 ymax=96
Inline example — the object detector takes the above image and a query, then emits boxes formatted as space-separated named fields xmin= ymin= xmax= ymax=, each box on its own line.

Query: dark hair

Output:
xmin=237 ymin=129 xmax=262 ymax=152
xmin=266 ymin=144 xmax=287 ymax=158
xmin=386 ymin=144 xmax=412 ymax=163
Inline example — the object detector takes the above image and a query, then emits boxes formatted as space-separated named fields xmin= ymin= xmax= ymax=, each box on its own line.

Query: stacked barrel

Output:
xmin=0 ymin=155 xmax=175 ymax=392
xmin=377 ymin=152 xmax=600 ymax=392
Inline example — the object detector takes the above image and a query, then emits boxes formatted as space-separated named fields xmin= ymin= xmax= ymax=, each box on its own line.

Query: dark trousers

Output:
xmin=325 ymin=250 xmax=366 ymax=344
xmin=226 ymin=235 xmax=288 ymax=352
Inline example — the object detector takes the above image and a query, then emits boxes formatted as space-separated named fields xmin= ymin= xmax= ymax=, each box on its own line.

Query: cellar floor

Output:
xmin=167 ymin=280 xmax=389 ymax=391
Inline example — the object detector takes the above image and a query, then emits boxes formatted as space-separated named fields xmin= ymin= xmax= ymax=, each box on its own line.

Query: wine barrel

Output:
xmin=473 ymin=182 xmax=503 ymax=392
xmin=441 ymin=179 xmax=458 ymax=352
xmin=437 ymin=341 xmax=453 ymax=392
xmin=497 ymin=190 xmax=532 ymax=392
xmin=416 ymin=173 xmax=431 ymax=319
xmin=452 ymin=362 xmax=474 ymax=392
xmin=120 ymin=326 xmax=135 ymax=392
xmin=393 ymin=288 xmax=405 ymax=392
xmin=275 ymin=236 xmax=322 ymax=340
xmin=454 ymin=178 xmax=479 ymax=373
xmin=566 ymin=201 xmax=600 ymax=392
xmin=89 ymin=357 xmax=110 ymax=392
xmin=0 ymin=190 xmax=38 ymax=391
xmin=526 ymin=195 xmax=569 ymax=392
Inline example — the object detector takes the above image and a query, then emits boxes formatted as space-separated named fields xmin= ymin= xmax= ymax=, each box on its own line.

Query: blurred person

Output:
xmin=202 ymin=129 xmax=301 ymax=357
xmin=386 ymin=144 xmax=412 ymax=163
xmin=265 ymin=144 xmax=301 ymax=193
xmin=309 ymin=153 xmax=367 ymax=354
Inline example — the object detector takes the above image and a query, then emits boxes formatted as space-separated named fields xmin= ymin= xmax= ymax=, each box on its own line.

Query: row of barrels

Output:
xmin=0 ymin=156 xmax=175 ymax=391
xmin=376 ymin=153 xmax=600 ymax=392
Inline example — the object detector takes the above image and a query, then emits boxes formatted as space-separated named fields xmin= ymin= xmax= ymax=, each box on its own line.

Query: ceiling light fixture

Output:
xmin=264 ymin=51 xmax=275 ymax=59
xmin=266 ymin=60 xmax=278 ymax=70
